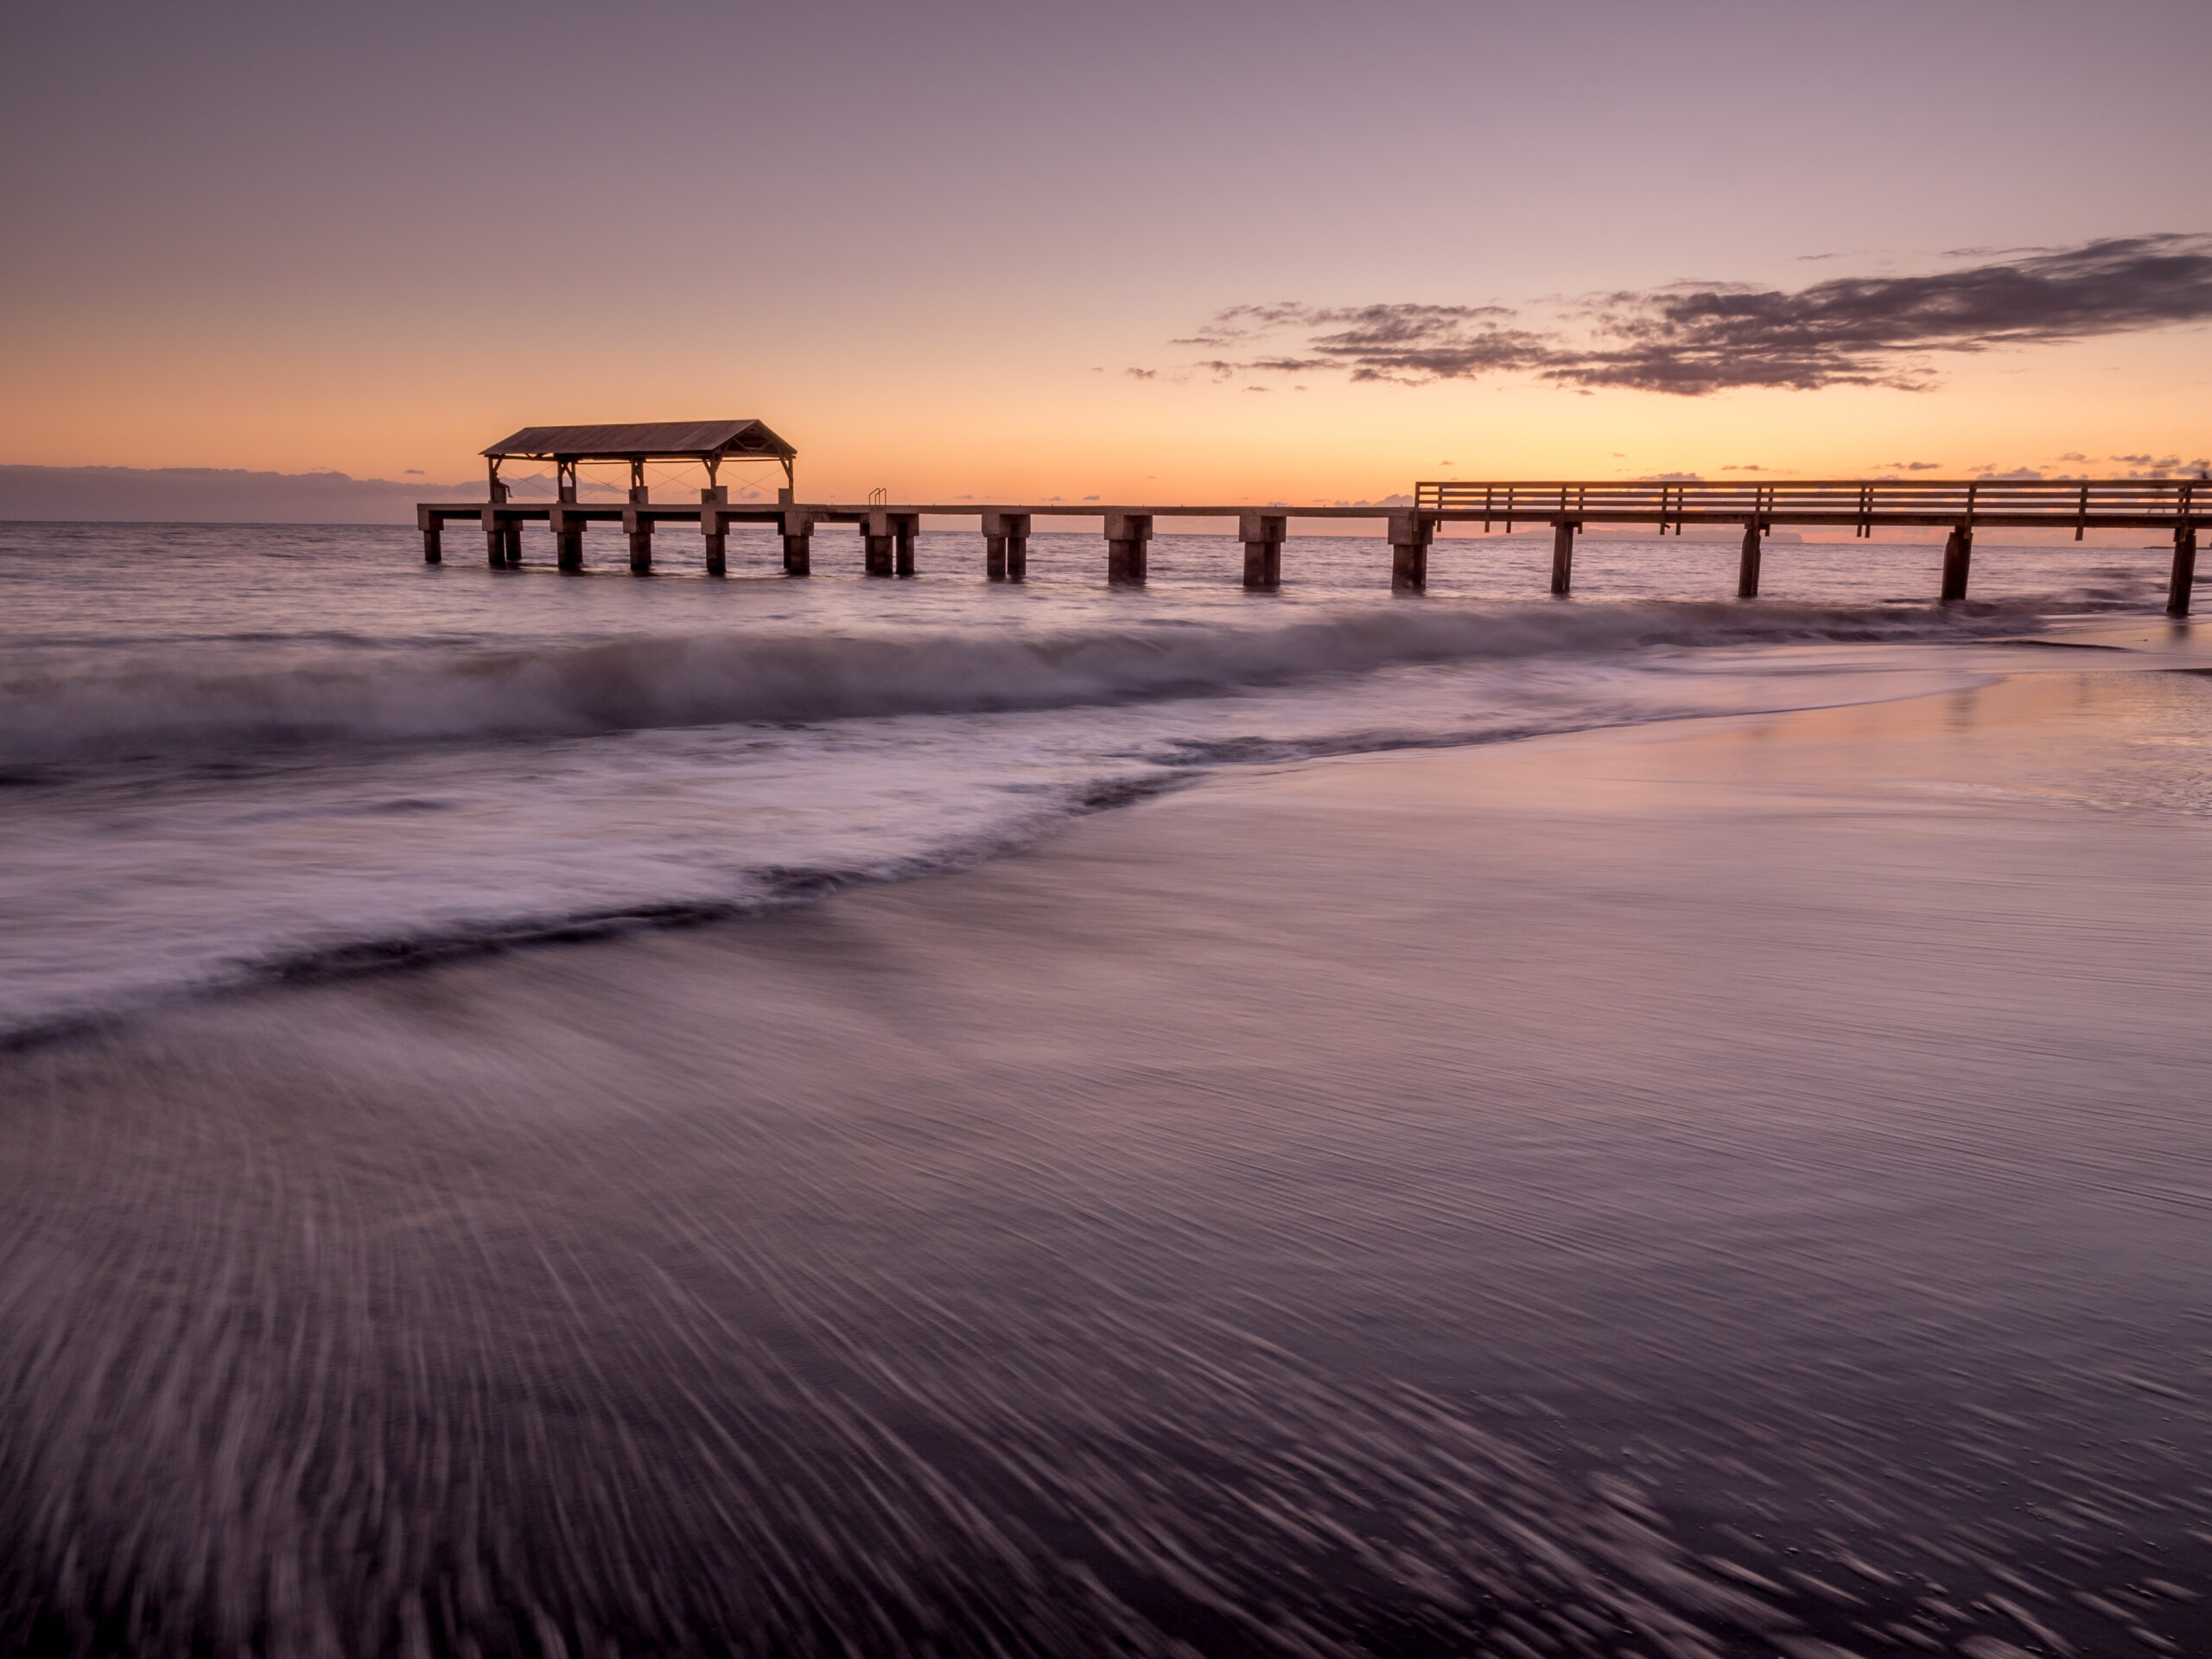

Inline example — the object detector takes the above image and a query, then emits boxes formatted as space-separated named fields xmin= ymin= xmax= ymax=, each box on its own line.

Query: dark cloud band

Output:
xmin=1174 ymin=235 xmax=2212 ymax=395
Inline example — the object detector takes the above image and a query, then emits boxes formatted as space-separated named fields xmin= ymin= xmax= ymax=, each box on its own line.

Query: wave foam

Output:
xmin=0 ymin=596 xmax=2094 ymax=765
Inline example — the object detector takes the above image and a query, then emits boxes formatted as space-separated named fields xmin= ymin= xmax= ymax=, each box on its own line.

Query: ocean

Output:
xmin=4 ymin=518 xmax=2209 ymax=1658
xmin=0 ymin=519 xmax=2165 ymax=1041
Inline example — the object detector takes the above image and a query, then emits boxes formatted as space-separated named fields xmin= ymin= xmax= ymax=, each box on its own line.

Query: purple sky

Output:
xmin=3 ymin=0 xmax=2206 ymax=499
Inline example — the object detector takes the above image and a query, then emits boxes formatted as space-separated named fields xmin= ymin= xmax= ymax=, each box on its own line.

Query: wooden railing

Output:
xmin=1414 ymin=477 xmax=2202 ymax=535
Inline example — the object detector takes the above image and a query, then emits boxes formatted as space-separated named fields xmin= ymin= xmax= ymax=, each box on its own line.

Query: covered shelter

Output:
xmin=481 ymin=420 xmax=797 ymax=504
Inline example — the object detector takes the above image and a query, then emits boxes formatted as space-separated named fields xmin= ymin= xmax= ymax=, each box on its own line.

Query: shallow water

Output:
xmin=0 ymin=520 xmax=2172 ymax=1037
xmin=4 ymin=670 xmax=2211 ymax=1656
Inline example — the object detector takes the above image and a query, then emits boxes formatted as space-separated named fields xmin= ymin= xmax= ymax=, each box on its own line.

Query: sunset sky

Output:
xmin=3 ymin=0 xmax=2208 ymax=504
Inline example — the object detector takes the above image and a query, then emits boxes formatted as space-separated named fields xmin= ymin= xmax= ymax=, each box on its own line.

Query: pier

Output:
xmin=418 ymin=429 xmax=2204 ymax=613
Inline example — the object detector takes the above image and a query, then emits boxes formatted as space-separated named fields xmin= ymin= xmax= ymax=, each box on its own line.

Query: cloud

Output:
xmin=1125 ymin=367 xmax=1156 ymax=380
xmin=1082 ymin=494 xmax=1100 ymax=501
xmin=1176 ymin=234 xmax=2212 ymax=396
xmin=1876 ymin=460 xmax=1946 ymax=471
xmin=1721 ymin=464 xmax=1770 ymax=471
xmin=404 ymin=467 xmax=424 ymax=475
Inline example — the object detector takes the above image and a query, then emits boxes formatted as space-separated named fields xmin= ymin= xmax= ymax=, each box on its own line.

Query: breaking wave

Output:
xmin=0 ymin=597 xmax=2086 ymax=765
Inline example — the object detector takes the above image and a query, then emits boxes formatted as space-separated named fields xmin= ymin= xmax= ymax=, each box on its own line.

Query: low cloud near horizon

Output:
xmin=1172 ymin=234 xmax=2212 ymax=395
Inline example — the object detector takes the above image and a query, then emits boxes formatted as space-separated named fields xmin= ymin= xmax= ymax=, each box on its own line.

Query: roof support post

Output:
xmin=487 ymin=457 xmax=506 ymax=503
xmin=1240 ymin=512 xmax=1286 ymax=591
xmin=1738 ymin=520 xmax=1764 ymax=599
xmin=1941 ymin=524 xmax=1973 ymax=603
xmin=1105 ymin=512 xmax=1152 ymax=586
xmin=551 ymin=506 xmax=586 ymax=573
xmin=1549 ymin=520 xmax=1577 ymax=596
xmin=2168 ymin=524 xmax=2197 ymax=617
xmin=1389 ymin=511 xmax=1433 ymax=594
xmin=629 ymin=458 xmax=648 ymax=505
xmin=557 ymin=459 xmax=578 ymax=504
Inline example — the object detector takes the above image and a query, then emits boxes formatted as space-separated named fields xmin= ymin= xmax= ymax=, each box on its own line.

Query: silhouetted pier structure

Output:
xmin=419 ymin=458 xmax=2203 ymax=615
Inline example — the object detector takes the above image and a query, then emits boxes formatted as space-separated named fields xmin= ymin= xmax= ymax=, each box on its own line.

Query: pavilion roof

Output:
xmin=481 ymin=421 xmax=796 ymax=460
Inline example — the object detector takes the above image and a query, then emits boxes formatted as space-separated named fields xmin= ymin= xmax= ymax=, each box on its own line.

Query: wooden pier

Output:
xmin=418 ymin=430 xmax=2204 ymax=613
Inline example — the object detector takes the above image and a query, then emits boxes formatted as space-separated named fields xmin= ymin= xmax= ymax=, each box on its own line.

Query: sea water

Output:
xmin=0 ymin=518 xmax=2169 ymax=1039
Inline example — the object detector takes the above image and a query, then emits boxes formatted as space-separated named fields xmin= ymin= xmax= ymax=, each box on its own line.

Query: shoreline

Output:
xmin=5 ymin=661 xmax=2212 ymax=1653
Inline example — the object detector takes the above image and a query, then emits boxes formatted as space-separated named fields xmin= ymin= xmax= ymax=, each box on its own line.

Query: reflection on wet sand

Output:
xmin=3 ymin=671 xmax=2211 ymax=1656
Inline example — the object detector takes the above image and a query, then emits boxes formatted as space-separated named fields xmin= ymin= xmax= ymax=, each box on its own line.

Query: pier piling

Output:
xmin=1388 ymin=512 xmax=1432 ymax=593
xmin=1106 ymin=512 xmax=1153 ymax=585
xmin=983 ymin=512 xmax=1029 ymax=582
xmin=2171 ymin=525 xmax=2198 ymax=617
xmin=626 ymin=512 xmax=653 ymax=575
xmin=1738 ymin=521 xmax=1763 ymax=599
xmin=1549 ymin=521 xmax=1578 ymax=596
xmin=1941 ymin=525 xmax=1974 ymax=602
xmin=553 ymin=507 xmax=586 ymax=572
xmin=422 ymin=525 xmax=442 ymax=564
xmin=1240 ymin=513 xmax=1286 ymax=591
xmin=862 ymin=512 xmax=895 ymax=578
xmin=782 ymin=510 xmax=814 ymax=576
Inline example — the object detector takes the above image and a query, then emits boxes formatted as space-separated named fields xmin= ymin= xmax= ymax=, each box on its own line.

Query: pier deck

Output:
xmin=416 ymin=477 xmax=2203 ymax=613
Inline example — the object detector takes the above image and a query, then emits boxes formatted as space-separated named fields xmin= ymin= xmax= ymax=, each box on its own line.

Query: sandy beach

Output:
xmin=5 ymin=652 xmax=2210 ymax=1656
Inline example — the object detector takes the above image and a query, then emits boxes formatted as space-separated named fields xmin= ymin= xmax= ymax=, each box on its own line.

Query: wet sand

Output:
xmin=5 ymin=665 xmax=2212 ymax=1656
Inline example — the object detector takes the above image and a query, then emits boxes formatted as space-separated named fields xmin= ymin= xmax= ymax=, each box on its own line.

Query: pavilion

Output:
xmin=480 ymin=420 xmax=798 ymax=504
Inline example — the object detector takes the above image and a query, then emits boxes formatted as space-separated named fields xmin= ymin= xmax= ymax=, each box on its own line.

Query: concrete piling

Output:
xmin=781 ymin=510 xmax=814 ymax=576
xmin=862 ymin=513 xmax=895 ymax=578
xmin=1388 ymin=511 xmax=1432 ymax=593
xmin=1105 ymin=512 xmax=1152 ymax=585
xmin=1941 ymin=525 xmax=1973 ymax=602
xmin=982 ymin=512 xmax=1030 ymax=582
xmin=626 ymin=512 xmax=653 ymax=575
xmin=552 ymin=507 xmax=585 ymax=573
xmin=1239 ymin=512 xmax=1286 ymax=591
xmin=2170 ymin=524 xmax=2198 ymax=617
xmin=1738 ymin=521 xmax=1763 ymax=599
xmin=1549 ymin=521 xmax=1578 ymax=596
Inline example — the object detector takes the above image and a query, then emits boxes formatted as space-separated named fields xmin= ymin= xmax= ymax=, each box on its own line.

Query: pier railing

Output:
xmin=1414 ymin=476 xmax=2200 ymax=536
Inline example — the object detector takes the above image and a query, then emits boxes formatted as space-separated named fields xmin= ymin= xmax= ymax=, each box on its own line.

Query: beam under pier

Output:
xmin=2171 ymin=524 xmax=2198 ymax=617
xmin=1738 ymin=521 xmax=1763 ymax=599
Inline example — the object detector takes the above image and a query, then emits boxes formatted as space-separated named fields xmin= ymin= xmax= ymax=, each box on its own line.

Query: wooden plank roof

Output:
xmin=482 ymin=421 xmax=796 ymax=459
